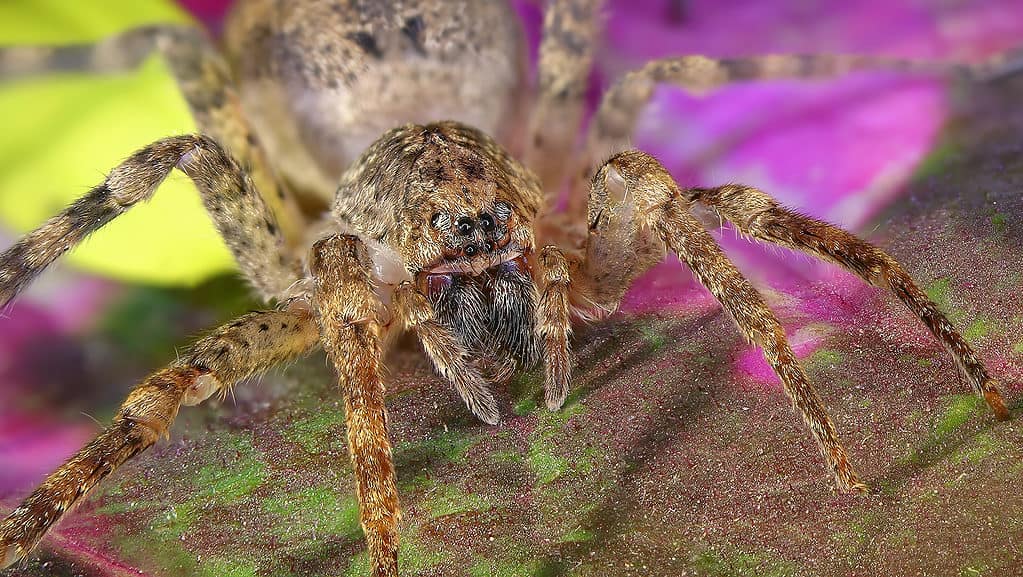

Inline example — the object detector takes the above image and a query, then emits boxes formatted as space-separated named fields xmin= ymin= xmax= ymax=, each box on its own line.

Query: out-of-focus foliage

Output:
xmin=0 ymin=0 xmax=236 ymax=286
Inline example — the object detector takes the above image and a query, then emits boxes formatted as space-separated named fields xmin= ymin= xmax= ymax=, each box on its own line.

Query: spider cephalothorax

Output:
xmin=0 ymin=1 xmax=1017 ymax=576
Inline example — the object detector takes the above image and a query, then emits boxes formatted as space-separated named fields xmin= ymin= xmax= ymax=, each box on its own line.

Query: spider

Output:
xmin=0 ymin=1 xmax=1016 ymax=575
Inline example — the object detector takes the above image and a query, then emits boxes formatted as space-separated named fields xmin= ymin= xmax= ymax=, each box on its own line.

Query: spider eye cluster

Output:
xmin=430 ymin=201 xmax=511 ymax=235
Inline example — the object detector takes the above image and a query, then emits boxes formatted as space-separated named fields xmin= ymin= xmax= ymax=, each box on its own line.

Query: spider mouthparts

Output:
xmin=425 ymin=247 xmax=523 ymax=276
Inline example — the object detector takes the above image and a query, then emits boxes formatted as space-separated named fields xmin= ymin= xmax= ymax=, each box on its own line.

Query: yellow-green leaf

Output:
xmin=0 ymin=0 xmax=237 ymax=286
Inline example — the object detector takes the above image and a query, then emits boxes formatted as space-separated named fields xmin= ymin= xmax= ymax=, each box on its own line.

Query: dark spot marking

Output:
xmin=459 ymin=155 xmax=485 ymax=180
xmin=349 ymin=32 xmax=382 ymax=59
xmin=265 ymin=220 xmax=277 ymax=236
xmin=259 ymin=323 xmax=269 ymax=332
xmin=401 ymin=16 xmax=427 ymax=55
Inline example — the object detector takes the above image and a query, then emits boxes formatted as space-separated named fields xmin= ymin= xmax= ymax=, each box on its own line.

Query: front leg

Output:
xmin=575 ymin=151 xmax=864 ymax=491
xmin=0 ymin=303 xmax=320 ymax=568
xmin=310 ymin=235 xmax=399 ymax=577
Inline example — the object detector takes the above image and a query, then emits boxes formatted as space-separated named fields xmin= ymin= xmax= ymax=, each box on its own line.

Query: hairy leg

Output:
xmin=0 ymin=303 xmax=319 ymax=568
xmin=577 ymin=150 xmax=865 ymax=490
xmin=685 ymin=184 xmax=1009 ymax=418
xmin=0 ymin=25 xmax=306 ymax=249
xmin=567 ymin=49 xmax=1023 ymax=221
xmin=310 ymin=235 xmax=399 ymax=577
xmin=536 ymin=246 xmax=574 ymax=410
xmin=393 ymin=281 xmax=500 ymax=425
xmin=526 ymin=0 xmax=605 ymax=196
xmin=0 ymin=135 xmax=298 ymax=304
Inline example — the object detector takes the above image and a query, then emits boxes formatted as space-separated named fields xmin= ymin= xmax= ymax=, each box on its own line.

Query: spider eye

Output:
xmin=479 ymin=212 xmax=495 ymax=231
xmin=455 ymin=216 xmax=475 ymax=236
xmin=494 ymin=201 xmax=512 ymax=222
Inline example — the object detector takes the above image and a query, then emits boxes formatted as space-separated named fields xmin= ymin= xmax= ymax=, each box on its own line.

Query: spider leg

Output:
xmin=536 ymin=246 xmax=574 ymax=410
xmin=311 ymin=235 xmax=399 ymax=577
xmin=0 ymin=302 xmax=320 ymax=569
xmin=685 ymin=184 xmax=1009 ymax=419
xmin=568 ymin=49 xmax=1023 ymax=220
xmin=578 ymin=150 xmax=865 ymax=491
xmin=393 ymin=281 xmax=500 ymax=425
xmin=0 ymin=25 xmax=306 ymax=250
xmin=525 ymin=0 xmax=605 ymax=194
xmin=0 ymin=135 xmax=297 ymax=305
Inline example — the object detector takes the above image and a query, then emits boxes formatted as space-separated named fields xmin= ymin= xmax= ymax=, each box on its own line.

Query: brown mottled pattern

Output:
xmin=311 ymin=235 xmax=399 ymax=577
xmin=224 ymin=0 xmax=525 ymax=204
xmin=334 ymin=122 xmax=542 ymax=275
xmin=686 ymin=183 xmax=1009 ymax=418
xmin=0 ymin=305 xmax=319 ymax=567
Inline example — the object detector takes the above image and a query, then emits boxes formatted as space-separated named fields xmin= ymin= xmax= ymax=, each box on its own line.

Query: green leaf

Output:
xmin=0 ymin=0 xmax=237 ymax=286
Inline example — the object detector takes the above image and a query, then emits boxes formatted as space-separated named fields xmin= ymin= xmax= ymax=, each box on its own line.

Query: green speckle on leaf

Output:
xmin=199 ymin=558 xmax=257 ymax=577
xmin=420 ymin=484 xmax=491 ymax=518
xmin=640 ymin=325 xmax=667 ymax=352
xmin=510 ymin=371 xmax=544 ymax=416
xmin=283 ymin=408 xmax=347 ymax=454
xmin=527 ymin=444 xmax=570 ymax=485
xmin=925 ymin=278 xmax=952 ymax=308
xmin=924 ymin=278 xmax=966 ymax=324
xmin=912 ymin=141 xmax=957 ymax=181
xmin=396 ymin=430 xmax=478 ymax=468
xmin=955 ymin=431 xmax=1003 ymax=464
xmin=1013 ymin=341 xmax=1023 ymax=357
xmin=933 ymin=395 xmax=984 ymax=439
xmin=153 ymin=503 xmax=197 ymax=539
xmin=963 ymin=317 xmax=996 ymax=343
xmin=558 ymin=528 xmax=595 ymax=544
xmin=263 ymin=485 xmax=361 ymax=540
xmin=689 ymin=546 xmax=799 ymax=577
xmin=193 ymin=437 xmax=266 ymax=504
xmin=344 ymin=531 xmax=449 ymax=577
xmin=526 ymin=401 xmax=588 ymax=485
xmin=991 ymin=212 xmax=1008 ymax=233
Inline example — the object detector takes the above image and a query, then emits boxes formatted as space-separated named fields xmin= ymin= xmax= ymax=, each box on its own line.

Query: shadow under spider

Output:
xmin=531 ymin=315 xmax=739 ymax=576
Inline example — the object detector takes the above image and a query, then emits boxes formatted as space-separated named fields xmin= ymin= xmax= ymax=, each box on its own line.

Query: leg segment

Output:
xmin=568 ymin=50 xmax=1023 ymax=221
xmin=580 ymin=151 xmax=865 ymax=491
xmin=0 ymin=25 xmax=306 ymax=250
xmin=0 ymin=303 xmax=320 ymax=568
xmin=310 ymin=235 xmax=399 ymax=577
xmin=525 ymin=0 xmax=605 ymax=194
xmin=0 ymin=135 xmax=298 ymax=305
xmin=536 ymin=246 xmax=574 ymax=410
xmin=685 ymin=184 xmax=1009 ymax=418
xmin=393 ymin=281 xmax=500 ymax=425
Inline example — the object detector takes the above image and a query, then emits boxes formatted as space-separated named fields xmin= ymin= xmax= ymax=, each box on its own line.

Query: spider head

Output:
xmin=408 ymin=175 xmax=539 ymax=365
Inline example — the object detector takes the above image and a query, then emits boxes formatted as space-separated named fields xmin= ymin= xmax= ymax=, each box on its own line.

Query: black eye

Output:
xmin=479 ymin=212 xmax=495 ymax=231
xmin=494 ymin=201 xmax=512 ymax=222
xmin=455 ymin=216 xmax=474 ymax=236
xmin=464 ymin=244 xmax=478 ymax=257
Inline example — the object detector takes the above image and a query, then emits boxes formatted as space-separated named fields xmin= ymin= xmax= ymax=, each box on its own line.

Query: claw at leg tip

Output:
xmin=984 ymin=388 xmax=1010 ymax=421
xmin=545 ymin=395 xmax=567 ymax=412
